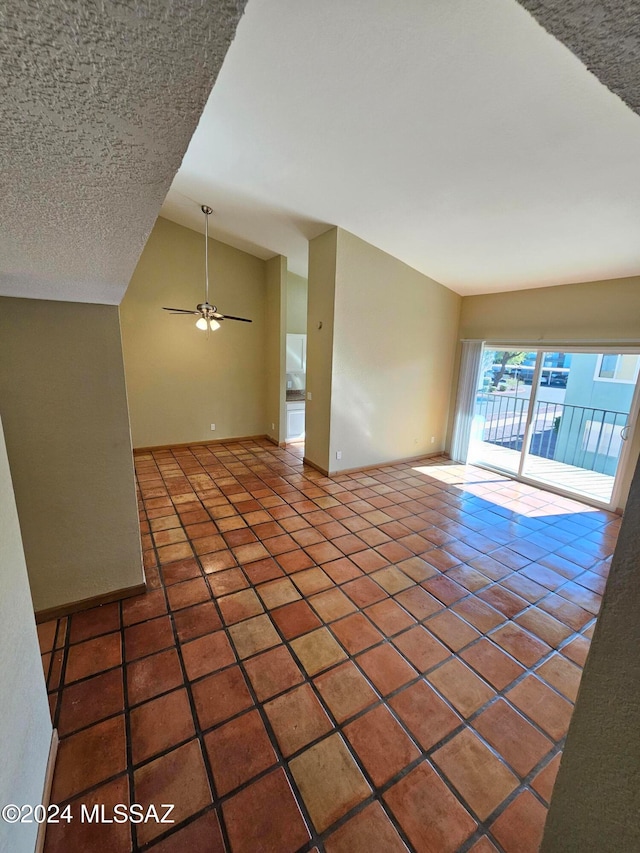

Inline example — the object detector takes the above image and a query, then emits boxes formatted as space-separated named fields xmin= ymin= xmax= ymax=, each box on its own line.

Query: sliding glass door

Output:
xmin=472 ymin=349 xmax=534 ymax=475
xmin=521 ymin=351 xmax=638 ymax=503
xmin=471 ymin=347 xmax=640 ymax=506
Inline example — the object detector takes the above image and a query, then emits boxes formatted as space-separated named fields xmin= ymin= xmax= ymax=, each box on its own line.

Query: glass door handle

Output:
xmin=621 ymin=425 xmax=631 ymax=441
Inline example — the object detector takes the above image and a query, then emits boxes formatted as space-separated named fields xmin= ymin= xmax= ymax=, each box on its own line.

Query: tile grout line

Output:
xmin=69 ymin=440 xmax=608 ymax=852
xmin=137 ymin=467 xmax=235 ymax=853
xmin=142 ymin=448 xmax=335 ymax=852
xmin=149 ymin=445 xmax=421 ymax=848
xmin=157 ymin=445 xmax=328 ymax=852
xmin=118 ymin=596 xmax=137 ymax=853
xmin=169 ymin=485 xmax=559 ymax=848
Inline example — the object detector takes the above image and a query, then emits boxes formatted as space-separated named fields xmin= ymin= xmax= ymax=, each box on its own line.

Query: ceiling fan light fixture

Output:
xmin=162 ymin=203 xmax=252 ymax=329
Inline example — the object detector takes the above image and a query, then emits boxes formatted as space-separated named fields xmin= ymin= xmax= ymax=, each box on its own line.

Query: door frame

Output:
xmin=516 ymin=350 xmax=545 ymax=479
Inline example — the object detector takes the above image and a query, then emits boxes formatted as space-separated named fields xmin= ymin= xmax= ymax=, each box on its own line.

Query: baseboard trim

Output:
xmin=35 ymin=583 xmax=146 ymax=624
xmin=36 ymin=729 xmax=59 ymax=853
xmin=304 ymin=450 xmax=445 ymax=478
xmin=265 ymin=435 xmax=287 ymax=448
xmin=133 ymin=439 xmax=449 ymax=471
xmin=330 ymin=450 xmax=446 ymax=476
xmin=302 ymin=457 xmax=329 ymax=476
xmin=133 ymin=435 xmax=269 ymax=453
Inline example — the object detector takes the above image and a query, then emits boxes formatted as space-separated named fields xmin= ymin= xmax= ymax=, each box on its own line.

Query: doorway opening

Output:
xmin=284 ymin=268 xmax=308 ymax=450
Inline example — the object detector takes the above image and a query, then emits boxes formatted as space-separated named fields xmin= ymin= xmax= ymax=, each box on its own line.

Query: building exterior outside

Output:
xmin=553 ymin=353 xmax=638 ymax=475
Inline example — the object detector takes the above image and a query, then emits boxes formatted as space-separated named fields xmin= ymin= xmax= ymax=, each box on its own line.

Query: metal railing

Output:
xmin=476 ymin=393 xmax=628 ymax=474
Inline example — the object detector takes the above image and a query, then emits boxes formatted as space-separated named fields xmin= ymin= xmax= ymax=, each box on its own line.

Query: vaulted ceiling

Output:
xmin=2 ymin=0 xmax=639 ymax=304
xmin=162 ymin=0 xmax=640 ymax=294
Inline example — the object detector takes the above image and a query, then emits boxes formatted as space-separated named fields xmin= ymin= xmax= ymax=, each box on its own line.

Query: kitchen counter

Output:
xmin=286 ymin=390 xmax=306 ymax=402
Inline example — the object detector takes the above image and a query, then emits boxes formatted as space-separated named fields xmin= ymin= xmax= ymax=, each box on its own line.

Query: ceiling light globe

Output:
xmin=196 ymin=316 xmax=208 ymax=330
xmin=209 ymin=319 xmax=221 ymax=331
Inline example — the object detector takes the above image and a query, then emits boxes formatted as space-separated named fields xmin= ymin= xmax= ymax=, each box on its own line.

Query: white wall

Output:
xmin=0 ymin=417 xmax=52 ymax=853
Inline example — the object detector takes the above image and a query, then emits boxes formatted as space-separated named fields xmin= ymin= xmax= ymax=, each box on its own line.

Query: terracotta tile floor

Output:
xmin=38 ymin=439 xmax=619 ymax=852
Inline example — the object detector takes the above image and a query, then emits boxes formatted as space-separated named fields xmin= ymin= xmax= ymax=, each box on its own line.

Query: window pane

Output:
xmin=617 ymin=355 xmax=639 ymax=382
xmin=598 ymin=354 xmax=618 ymax=379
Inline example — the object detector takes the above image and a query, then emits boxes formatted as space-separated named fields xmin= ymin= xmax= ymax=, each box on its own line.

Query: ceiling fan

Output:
xmin=163 ymin=204 xmax=252 ymax=331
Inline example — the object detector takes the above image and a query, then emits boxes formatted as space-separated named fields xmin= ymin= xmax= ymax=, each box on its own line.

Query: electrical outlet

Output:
xmin=210 ymin=424 xmax=216 ymax=431
xmin=336 ymin=450 xmax=342 ymax=460
xmin=431 ymin=436 xmax=435 ymax=444
xmin=271 ymin=423 xmax=275 ymax=430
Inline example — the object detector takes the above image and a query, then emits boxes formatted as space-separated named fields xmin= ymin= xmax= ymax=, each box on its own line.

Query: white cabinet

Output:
xmin=286 ymin=334 xmax=307 ymax=372
xmin=286 ymin=402 xmax=305 ymax=440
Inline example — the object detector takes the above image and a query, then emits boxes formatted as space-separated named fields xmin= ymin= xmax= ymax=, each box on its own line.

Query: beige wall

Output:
xmin=306 ymin=227 xmax=461 ymax=473
xmin=0 ymin=299 xmax=142 ymax=613
xmin=121 ymin=217 xmax=267 ymax=448
xmin=0 ymin=416 xmax=52 ymax=853
xmin=266 ymin=255 xmax=287 ymax=444
xmin=287 ymin=271 xmax=308 ymax=334
xmin=459 ymin=276 xmax=640 ymax=509
xmin=305 ymin=229 xmax=338 ymax=470
xmin=460 ymin=275 xmax=640 ymax=343
xmin=330 ymin=229 xmax=461 ymax=471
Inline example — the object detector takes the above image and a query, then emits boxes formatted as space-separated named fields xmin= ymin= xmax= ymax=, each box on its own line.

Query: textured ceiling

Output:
xmin=517 ymin=0 xmax=640 ymax=115
xmin=163 ymin=0 xmax=640 ymax=294
xmin=4 ymin=0 xmax=639 ymax=302
xmin=0 ymin=0 xmax=246 ymax=304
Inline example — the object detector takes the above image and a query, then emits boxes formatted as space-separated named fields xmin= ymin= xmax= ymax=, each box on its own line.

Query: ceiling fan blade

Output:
xmin=219 ymin=314 xmax=252 ymax=323
xmin=162 ymin=307 xmax=200 ymax=314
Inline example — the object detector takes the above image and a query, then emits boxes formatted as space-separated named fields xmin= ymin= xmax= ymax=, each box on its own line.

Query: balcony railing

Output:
xmin=476 ymin=393 xmax=628 ymax=475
